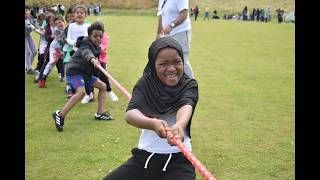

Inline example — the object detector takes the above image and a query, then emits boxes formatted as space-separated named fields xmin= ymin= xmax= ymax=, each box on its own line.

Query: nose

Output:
xmin=167 ymin=64 xmax=176 ymax=71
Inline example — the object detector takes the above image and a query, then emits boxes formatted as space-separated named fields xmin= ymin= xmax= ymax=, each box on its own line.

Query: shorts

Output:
xmin=67 ymin=75 xmax=97 ymax=90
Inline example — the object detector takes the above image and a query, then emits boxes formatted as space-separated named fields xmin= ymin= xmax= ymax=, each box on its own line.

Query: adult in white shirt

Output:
xmin=156 ymin=0 xmax=195 ymax=79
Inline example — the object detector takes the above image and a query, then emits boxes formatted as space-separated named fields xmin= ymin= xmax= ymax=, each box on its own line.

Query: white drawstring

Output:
xmin=162 ymin=153 xmax=172 ymax=171
xmin=144 ymin=152 xmax=155 ymax=169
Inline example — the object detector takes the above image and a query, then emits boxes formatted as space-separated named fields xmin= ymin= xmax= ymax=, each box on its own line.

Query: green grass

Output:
xmin=26 ymin=16 xmax=295 ymax=180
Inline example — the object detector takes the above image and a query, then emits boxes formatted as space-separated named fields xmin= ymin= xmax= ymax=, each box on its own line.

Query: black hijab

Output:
xmin=127 ymin=37 xmax=198 ymax=137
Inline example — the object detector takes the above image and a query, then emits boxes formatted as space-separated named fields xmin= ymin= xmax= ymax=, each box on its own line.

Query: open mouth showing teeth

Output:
xmin=166 ymin=74 xmax=177 ymax=78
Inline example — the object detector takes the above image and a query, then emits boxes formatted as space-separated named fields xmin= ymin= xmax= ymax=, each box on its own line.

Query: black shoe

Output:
xmin=94 ymin=112 xmax=114 ymax=120
xmin=52 ymin=110 xmax=64 ymax=131
xmin=26 ymin=69 xmax=35 ymax=75
xmin=33 ymin=79 xmax=38 ymax=84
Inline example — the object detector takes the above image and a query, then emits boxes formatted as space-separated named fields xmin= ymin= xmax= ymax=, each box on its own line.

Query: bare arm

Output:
xmin=162 ymin=9 xmax=189 ymax=35
xmin=156 ymin=15 xmax=164 ymax=39
xmin=126 ymin=109 xmax=168 ymax=138
xmin=166 ymin=104 xmax=193 ymax=145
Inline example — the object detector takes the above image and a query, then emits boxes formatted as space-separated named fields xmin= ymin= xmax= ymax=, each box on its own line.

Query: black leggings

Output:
xmin=103 ymin=148 xmax=195 ymax=180
xmin=35 ymin=53 xmax=44 ymax=71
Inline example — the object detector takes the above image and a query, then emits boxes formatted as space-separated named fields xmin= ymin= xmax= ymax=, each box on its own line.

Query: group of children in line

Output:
xmin=25 ymin=4 xmax=119 ymax=132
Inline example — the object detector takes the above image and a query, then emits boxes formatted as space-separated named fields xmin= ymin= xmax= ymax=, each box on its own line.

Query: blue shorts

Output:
xmin=67 ymin=75 xmax=98 ymax=90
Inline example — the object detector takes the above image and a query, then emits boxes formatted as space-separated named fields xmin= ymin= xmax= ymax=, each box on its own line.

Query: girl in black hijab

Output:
xmin=103 ymin=37 xmax=199 ymax=180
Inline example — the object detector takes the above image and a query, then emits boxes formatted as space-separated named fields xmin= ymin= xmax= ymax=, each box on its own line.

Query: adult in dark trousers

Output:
xmin=156 ymin=0 xmax=195 ymax=79
xmin=103 ymin=37 xmax=199 ymax=180
xmin=242 ymin=6 xmax=248 ymax=20
xmin=86 ymin=4 xmax=91 ymax=16
xmin=252 ymin=8 xmax=257 ymax=21
xmin=193 ymin=6 xmax=199 ymax=21
xmin=256 ymin=8 xmax=260 ymax=21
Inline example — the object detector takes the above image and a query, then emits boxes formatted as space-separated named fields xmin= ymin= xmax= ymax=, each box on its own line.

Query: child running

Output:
xmin=52 ymin=22 xmax=113 ymax=132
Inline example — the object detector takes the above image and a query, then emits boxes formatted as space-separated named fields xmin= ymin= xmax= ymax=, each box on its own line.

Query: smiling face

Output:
xmin=74 ymin=7 xmax=86 ymax=24
xmin=89 ymin=30 xmax=103 ymax=47
xmin=155 ymin=47 xmax=184 ymax=86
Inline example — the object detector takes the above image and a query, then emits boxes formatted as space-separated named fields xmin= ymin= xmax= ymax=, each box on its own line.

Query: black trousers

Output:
xmin=103 ymin=148 xmax=195 ymax=180
xmin=38 ymin=55 xmax=49 ymax=80
xmin=35 ymin=53 xmax=44 ymax=71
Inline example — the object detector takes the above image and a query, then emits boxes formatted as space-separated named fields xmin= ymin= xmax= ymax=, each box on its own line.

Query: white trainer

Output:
xmin=108 ymin=91 xmax=118 ymax=102
xmin=58 ymin=73 xmax=61 ymax=79
xmin=81 ymin=92 xmax=94 ymax=104
xmin=34 ymin=70 xmax=40 ymax=80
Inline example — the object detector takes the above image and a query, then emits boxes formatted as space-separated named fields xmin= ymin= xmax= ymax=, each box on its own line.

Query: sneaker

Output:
xmin=65 ymin=84 xmax=72 ymax=94
xmin=94 ymin=112 xmax=114 ymax=120
xmin=33 ymin=79 xmax=38 ymax=84
xmin=58 ymin=73 xmax=61 ymax=79
xmin=108 ymin=91 xmax=118 ymax=102
xmin=34 ymin=70 xmax=40 ymax=80
xmin=52 ymin=110 xmax=64 ymax=132
xmin=81 ymin=92 xmax=94 ymax=104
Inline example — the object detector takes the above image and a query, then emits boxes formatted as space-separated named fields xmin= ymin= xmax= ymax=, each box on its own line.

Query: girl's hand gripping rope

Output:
xmin=165 ymin=127 xmax=217 ymax=180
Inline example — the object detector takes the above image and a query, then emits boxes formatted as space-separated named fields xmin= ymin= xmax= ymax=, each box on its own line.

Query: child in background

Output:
xmin=25 ymin=6 xmax=37 ymax=75
xmin=33 ymin=13 xmax=47 ymax=81
xmin=82 ymin=21 xmax=119 ymax=103
xmin=65 ymin=5 xmax=91 ymax=101
xmin=36 ymin=13 xmax=55 ymax=86
xmin=63 ymin=7 xmax=75 ymax=100
xmin=66 ymin=5 xmax=91 ymax=52
xmin=38 ymin=16 xmax=66 ymax=88
xmin=52 ymin=22 xmax=113 ymax=132
xmin=203 ymin=7 xmax=210 ymax=21
xmin=96 ymin=21 xmax=118 ymax=102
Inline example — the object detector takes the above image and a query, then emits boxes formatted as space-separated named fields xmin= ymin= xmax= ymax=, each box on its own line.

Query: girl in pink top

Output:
xmin=99 ymin=32 xmax=108 ymax=64
xmin=92 ymin=24 xmax=118 ymax=101
xmin=98 ymin=31 xmax=118 ymax=101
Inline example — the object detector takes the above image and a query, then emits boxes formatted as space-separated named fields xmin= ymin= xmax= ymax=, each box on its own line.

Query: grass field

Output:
xmin=25 ymin=15 xmax=295 ymax=179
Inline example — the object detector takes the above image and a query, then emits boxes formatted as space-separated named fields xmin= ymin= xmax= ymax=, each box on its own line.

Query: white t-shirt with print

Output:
xmin=157 ymin=0 xmax=191 ymax=35
xmin=66 ymin=22 xmax=91 ymax=51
